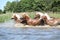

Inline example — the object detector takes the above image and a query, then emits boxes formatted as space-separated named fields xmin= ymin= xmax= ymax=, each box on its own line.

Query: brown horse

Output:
xmin=42 ymin=15 xmax=60 ymax=26
xmin=11 ymin=14 xmax=23 ymax=23
xmin=22 ymin=13 xmax=41 ymax=26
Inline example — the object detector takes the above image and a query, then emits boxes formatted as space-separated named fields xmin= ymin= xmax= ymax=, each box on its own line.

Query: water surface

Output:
xmin=0 ymin=20 xmax=60 ymax=40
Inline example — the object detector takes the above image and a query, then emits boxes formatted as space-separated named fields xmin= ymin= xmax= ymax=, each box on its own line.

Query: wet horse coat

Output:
xmin=42 ymin=15 xmax=60 ymax=26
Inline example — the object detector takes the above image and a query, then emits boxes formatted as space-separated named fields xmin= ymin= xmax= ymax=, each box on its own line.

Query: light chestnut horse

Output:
xmin=42 ymin=15 xmax=60 ymax=26
xmin=22 ymin=13 xmax=41 ymax=26
xmin=11 ymin=14 xmax=23 ymax=23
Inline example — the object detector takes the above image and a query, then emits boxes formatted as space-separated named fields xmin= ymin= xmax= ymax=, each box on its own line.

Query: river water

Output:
xmin=0 ymin=20 xmax=60 ymax=40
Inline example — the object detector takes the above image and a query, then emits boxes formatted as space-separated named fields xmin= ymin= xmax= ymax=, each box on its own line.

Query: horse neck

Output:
xmin=25 ymin=16 xmax=30 ymax=21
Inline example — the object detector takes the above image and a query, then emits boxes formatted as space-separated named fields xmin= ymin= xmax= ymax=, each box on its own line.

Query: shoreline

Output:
xmin=13 ymin=23 xmax=60 ymax=29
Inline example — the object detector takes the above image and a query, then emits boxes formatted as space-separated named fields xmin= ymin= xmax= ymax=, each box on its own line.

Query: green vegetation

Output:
xmin=0 ymin=9 xmax=2 ymax=14
xmin=0 ymin=13 xmax=12 ymax=22
xmin=0 ymin=9 xmax=6 ymax=14
xmin=4 ymin=0 xmax=60 ymax=12
xmin=28 ymin=12 xmax=60 ymax=18
xmin=27 ymin=12 xmax=60 ymax=18
xmin=28 ymin=12 xmax=36 ymax=19
xmin=48 ymin=12 xmax=60 ymax=18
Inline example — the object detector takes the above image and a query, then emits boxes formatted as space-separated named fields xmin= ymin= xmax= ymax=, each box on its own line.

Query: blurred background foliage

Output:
xmin=0 ymin=0 xmax=60 ymax=13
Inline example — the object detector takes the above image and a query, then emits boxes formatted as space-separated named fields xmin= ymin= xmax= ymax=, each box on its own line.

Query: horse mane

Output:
xmin=22 ymin=13 xmax=30 ymax=20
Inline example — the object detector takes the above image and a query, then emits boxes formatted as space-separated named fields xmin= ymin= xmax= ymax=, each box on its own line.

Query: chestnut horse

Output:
xmin=42 ymin=15 xmax=60 ymax=26
xmin=22 ymin=13 xmax=41 ymax=26
xmin=11 ymin=14 xmax=23 ymax=23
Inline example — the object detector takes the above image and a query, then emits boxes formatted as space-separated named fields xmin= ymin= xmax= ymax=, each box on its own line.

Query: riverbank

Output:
xmin=0 ymin=12 xmax=12 ymax=22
